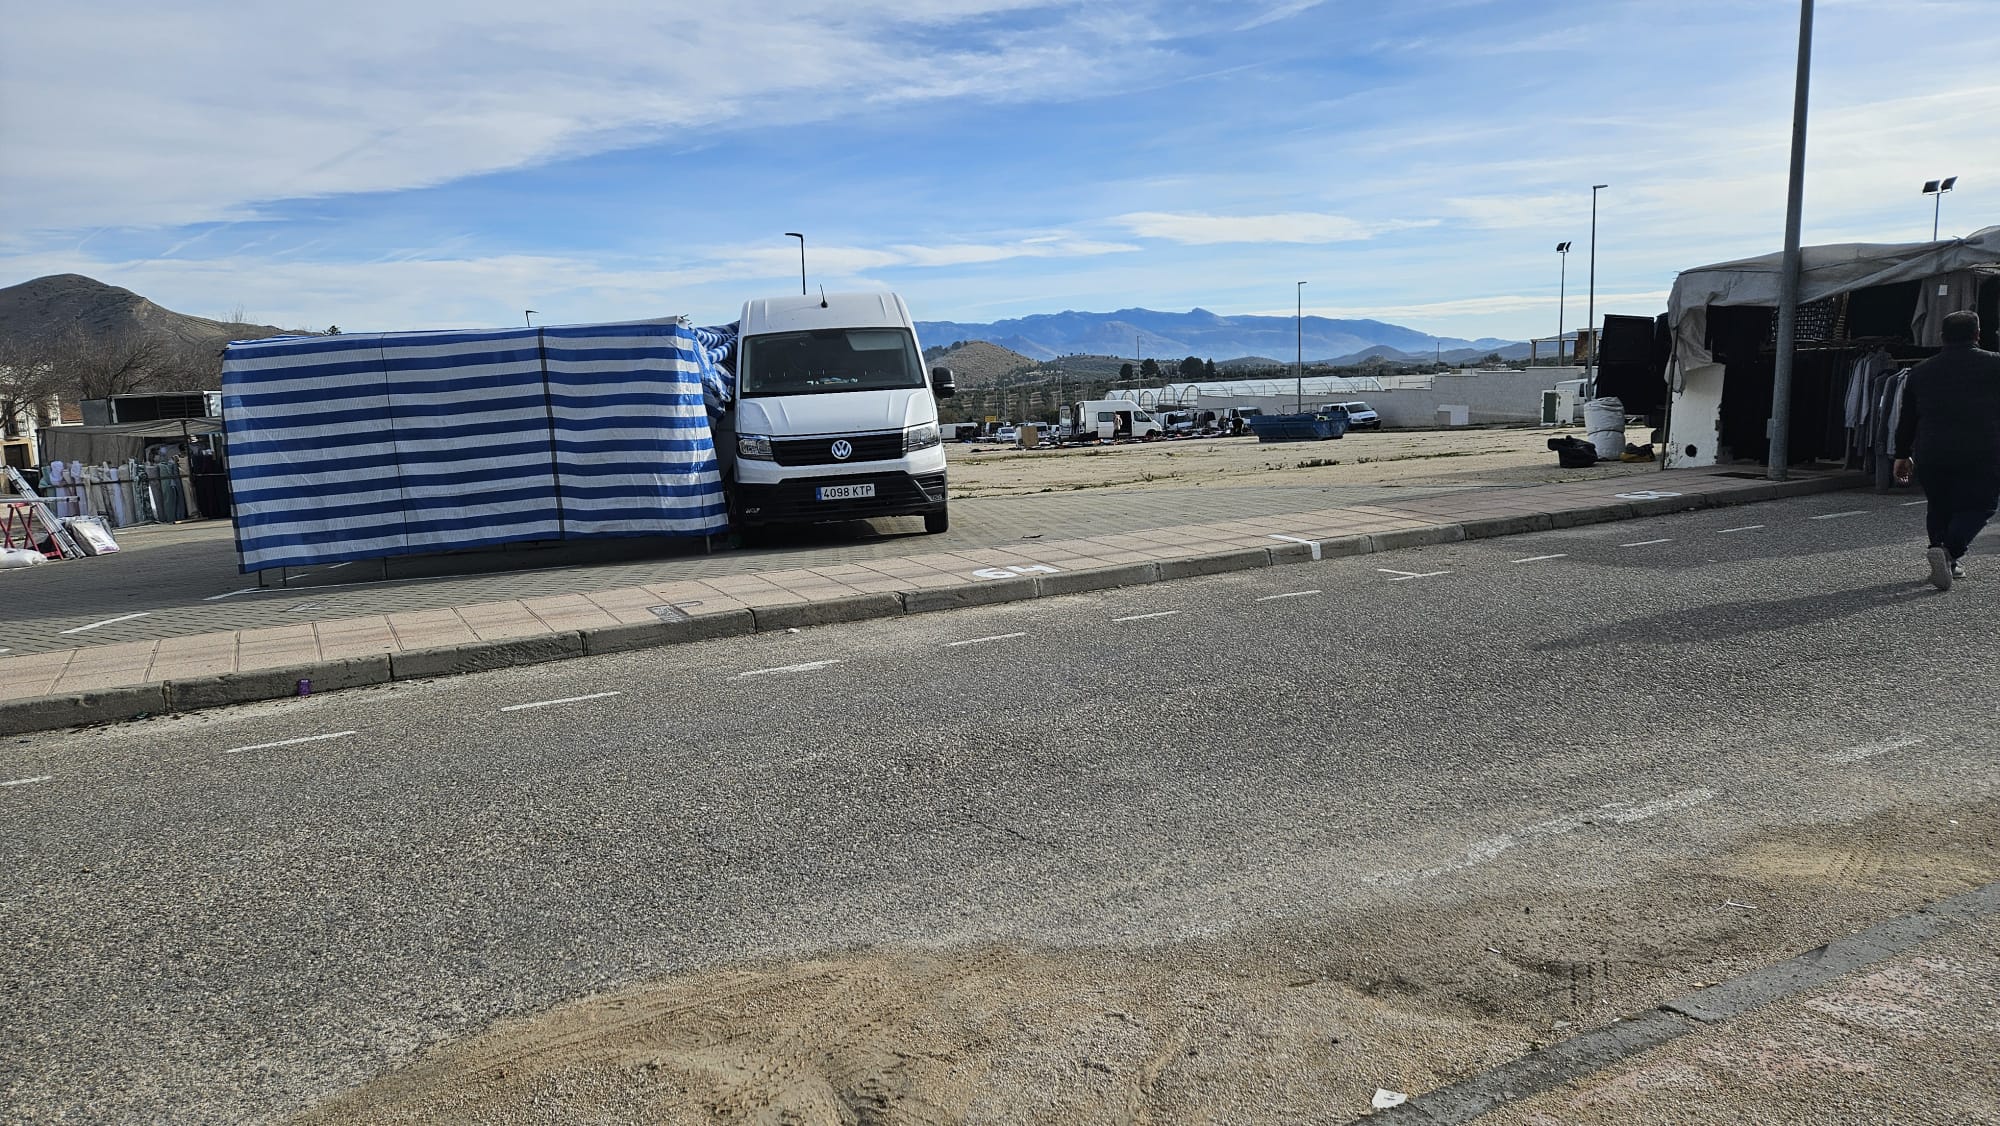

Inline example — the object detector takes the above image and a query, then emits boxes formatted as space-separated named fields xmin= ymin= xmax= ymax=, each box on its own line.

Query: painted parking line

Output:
xmin=1824 ymin=735 xmax=1927 ymax=764
xmin=1620 ymin=538 xmax=1672 ymax=547
xmin=500 ymin=690 xmax=623 ymax=712
xmin=1811 ymin=510 xmax=1867 ymax=520
xmin=223 ymin=730 xmax=358 ymax=755
xmin=737 ymin=659 xmax=843 ymax=678
xmin=1378 ymin=569 xmax=1450 ymax=581
xmin=1269 ymin=534 xmax=1322 ymax=561
xmin=947 ymin=632 xmax=1027 ymax=648
xmin=1901 ymin=500 xmax=1926 ymax=507
xmin=1511 ymin=554 xmax=1569 ymax=564
xmin=2 ymin=775 xmax=52 ymax=787
xmin=0 ymin=647 xmax=10 ymax=654
xmin=1255 ymin=590 xmax=1322 ymax=602
xmin=1113 ymin=610 xmax=1182 ymax=622
xmin=1717 ymin=524 xmax=1765 ymax=534
xmin=59 ymin=612 xmax=152 ymax=635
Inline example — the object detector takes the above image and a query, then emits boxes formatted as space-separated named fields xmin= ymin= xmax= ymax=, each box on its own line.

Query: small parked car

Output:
xmin=995 ymin=425 xmax=1020 ymax=444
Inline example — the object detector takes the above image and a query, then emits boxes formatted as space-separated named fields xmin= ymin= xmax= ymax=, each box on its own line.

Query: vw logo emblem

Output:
xmin=830 ymin=440 xmax=853 ymax=460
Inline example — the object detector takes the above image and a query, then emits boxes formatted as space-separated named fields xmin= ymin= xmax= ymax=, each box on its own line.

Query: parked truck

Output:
xmin=727 ymin=292 xmax=956 ymax=534
xmin=1068 ymin=399 xmax=1164 ymax=442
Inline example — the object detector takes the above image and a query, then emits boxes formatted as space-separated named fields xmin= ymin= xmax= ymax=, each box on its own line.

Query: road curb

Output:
xmin=0 ymin=473 xmax=1864 ymax=737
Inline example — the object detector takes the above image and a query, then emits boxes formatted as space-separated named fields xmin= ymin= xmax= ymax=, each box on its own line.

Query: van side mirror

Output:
xmin=930 ymin=366 xmax=956 ymax=398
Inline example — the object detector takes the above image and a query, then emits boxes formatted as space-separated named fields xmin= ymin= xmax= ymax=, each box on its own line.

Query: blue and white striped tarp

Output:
xmin=222 ymin=319 xmax=728 ymax=573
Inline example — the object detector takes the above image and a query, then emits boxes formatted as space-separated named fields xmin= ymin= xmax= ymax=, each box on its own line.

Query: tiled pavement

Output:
xmin=0 ymin=466 xmax=1857 ymax=732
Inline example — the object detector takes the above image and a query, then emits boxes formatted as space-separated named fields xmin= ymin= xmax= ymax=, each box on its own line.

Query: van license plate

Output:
xmin=817 ymin=483 xmax=876 ymax=501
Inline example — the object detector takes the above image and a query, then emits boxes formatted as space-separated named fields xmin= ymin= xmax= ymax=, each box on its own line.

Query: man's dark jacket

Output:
xmin=1894 ymin=341 xmax=2000 ymax=472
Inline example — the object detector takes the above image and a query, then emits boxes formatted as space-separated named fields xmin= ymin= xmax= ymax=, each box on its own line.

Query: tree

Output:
xmin=1118 ymin=362 xmax=1134 ymax=381
xmin=325 ymin=325 xmax=342 ymax=336
xmin=1203 ymin=359 xmax=1217 ymax=379
xmin=1139 ymin=358 xmax=1160 ymax=379
xmin=1178 ymin=355 xmax=1203 ymax=380
xmin=1482 ymin=352 xmax=1503 ymax=366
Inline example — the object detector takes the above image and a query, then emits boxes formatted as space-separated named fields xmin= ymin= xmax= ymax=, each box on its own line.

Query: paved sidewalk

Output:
xmin=0 ymin=466 xmax=1860 ymax=735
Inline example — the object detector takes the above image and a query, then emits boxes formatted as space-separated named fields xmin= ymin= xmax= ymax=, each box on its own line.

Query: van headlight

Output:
xmin=903 ymin=422 xmax=940 ymax=452
xmin=737 ymin=434 xmax=775 ymax=460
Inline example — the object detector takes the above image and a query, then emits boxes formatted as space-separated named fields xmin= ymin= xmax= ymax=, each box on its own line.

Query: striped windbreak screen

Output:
xmin=221 ymin=319 xmax=728 ymax=573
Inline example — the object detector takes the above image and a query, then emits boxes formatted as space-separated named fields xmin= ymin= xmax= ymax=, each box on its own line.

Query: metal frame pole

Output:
xmin=1768 ymin=0 xmax=1813 ymax=481
xmin=1557 ymin=244 xmax=1569 ymax=365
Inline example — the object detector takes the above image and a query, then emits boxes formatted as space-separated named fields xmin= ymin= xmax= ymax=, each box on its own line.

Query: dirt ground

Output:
xmin=942 ymin=425 xmax=1663 ymax=500
xmin=294 ymin=800 xmax=1999 ymax=1126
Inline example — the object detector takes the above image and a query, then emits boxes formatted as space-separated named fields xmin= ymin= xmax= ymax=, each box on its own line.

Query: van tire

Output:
xmin=924 ymin=508 xmax=949 ymax=534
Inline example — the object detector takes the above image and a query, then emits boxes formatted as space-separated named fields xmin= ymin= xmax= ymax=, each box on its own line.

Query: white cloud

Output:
xmin=1113 ymin=211 xmax=1437 ymax=245
xmin=0 ymin=1 xmax=1176 ymax=235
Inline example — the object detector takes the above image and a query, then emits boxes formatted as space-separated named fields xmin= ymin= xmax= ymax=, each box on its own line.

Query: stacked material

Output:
xmin=222 ymin=319 xmax=728 ymax=573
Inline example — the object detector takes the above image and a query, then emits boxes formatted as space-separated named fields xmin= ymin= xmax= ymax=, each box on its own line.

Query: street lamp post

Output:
xmin=1768 ymin=0 xmax=1814 ymax=481
xmin=1923 ymin=176 xmax=1957 ymax=241
xmin=1555 ymin=242 xmax=1572 ymax=366
xmin=1295 ymin=281 xmax=1307 ymax=414
xmin=783 ymin=232 xmax=806 ymax=295
xmin=524 ymin=310 xmax=537 ymax=327
xmin=1586 ymin=187 xmax=1607 ymax=392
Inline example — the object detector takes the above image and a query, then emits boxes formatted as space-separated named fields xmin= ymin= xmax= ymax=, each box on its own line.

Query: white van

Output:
xmin=1072 ymin=399 xmax=1164 ymax=441
xmin=730 ymin=292 xmax=955 ymax=533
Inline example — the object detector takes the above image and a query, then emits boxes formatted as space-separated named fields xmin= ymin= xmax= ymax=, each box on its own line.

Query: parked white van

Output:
xmin=730 ymin=292 xmax=955 ymax=533
xmin=1071 ymin=399 xmax=1164 ymax=441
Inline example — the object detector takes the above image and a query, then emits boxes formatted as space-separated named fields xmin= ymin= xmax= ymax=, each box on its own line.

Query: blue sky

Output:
xmin=2 ymin=0 xmax=1994 ymax=343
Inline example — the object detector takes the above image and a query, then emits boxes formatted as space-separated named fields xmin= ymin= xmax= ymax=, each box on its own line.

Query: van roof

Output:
xmin=740 ymin=292 xmax=912 ymax=335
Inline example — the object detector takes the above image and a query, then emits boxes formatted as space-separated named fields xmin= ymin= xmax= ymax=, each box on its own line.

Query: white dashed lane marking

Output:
xmin=1113 ymin=611 xmax=1183 ymax=622
xmin=1255 ymin=590 xmax=1322 ymax=602
xmin=1825 ymin=736 xmax=1928 ymax=764
xmin=1378 ymin=569 xmax=1450 ymax=581
xmin=1718 ymin=524 xmax=1765 ymax=534
xmin=947 ymin=632 xmax=1026 ymax=648
xmin=1811 ymin=510 xmax=1867 ymax=520
xmin=224 ymin=731 xmax=358 ymax=755
xmin=500 ymin=691 xmax=623 ymax=712
xmin=2 ymin=775 xmax=52 ymax=787
xmin=1621 ymin=539 xmax=1672 ymax=547
xmin=737 ymin=660 xmax=842 ymax=679
xmin=1511 ymin=554 xmax=1569 ymax=564
xmin=59 ymin=612 xmax=152 ymax=635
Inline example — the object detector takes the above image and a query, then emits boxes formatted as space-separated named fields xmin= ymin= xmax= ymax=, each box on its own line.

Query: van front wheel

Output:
xmin=924 ymin=507 xmax=949 ymax=534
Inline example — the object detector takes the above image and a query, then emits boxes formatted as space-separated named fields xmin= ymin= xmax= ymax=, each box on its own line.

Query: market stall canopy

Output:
xmin=1669 ymin=226 xmax=2000 ymax=370
xmin=38 ymin=418 xmax=223 ymax=466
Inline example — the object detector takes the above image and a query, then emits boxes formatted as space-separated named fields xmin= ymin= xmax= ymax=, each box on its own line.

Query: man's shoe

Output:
xmin=1928 ymin=546 xmax=1954 ymax=591
xmin=1951 ymin=560 xmax=1966 ymax=579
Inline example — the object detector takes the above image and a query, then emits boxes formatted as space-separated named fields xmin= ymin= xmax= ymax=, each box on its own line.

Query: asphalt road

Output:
xmin=3 ymin=491 xmax=1995 ymax=1123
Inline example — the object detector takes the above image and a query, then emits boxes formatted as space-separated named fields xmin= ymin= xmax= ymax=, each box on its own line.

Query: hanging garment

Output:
xmin=1911 ymin=271 xmax=1982 ymax=346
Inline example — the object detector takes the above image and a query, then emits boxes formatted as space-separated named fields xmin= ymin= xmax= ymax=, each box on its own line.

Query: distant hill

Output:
xmin=0 ymin=273 xmax=301 ymax=396
xmin=920 ymin=340 xmax=1037 ymax=387
xmin=914 ymin=306 xmax=1519 ymax=364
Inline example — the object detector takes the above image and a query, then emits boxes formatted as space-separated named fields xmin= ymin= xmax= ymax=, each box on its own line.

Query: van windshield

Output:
xmin=739 ymin=328 xmax=924 ymax=397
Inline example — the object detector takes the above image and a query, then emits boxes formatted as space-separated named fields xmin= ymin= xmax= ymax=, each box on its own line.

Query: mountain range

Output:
xmin=914 ymin=307 xmax=1522 ymax=365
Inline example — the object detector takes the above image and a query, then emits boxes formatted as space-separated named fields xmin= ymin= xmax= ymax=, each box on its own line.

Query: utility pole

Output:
xmin=784 ymin=232 xmax=806 ymax=296
xmin=1295 ymin=281 xmax=1307 ymax=414
xmin=1768 ymin=0 xmax=1813 ymax=481
xmin=1586 ymin=186 xmax=1607 ymax=392
xmin=1555 ymin=242 xmax=1571 ymax=365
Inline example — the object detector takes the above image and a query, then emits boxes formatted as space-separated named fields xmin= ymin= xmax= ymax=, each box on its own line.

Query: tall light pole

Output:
xmin=1295 ymin=281 xmax=1307 ymax=414
xmin=783 ymin=232 xmax=806 ymax=295
xmin=1555 ymin=242 xmax=1572 ymax=366
xmin=524 ymin=309 xmax=537 ymax=327
xmin=1768 ymin=0 xmax=1813 ymax=481
xmin=1923 ymin=176 xmax=1957 ymax=241
xmin=1586 ymin=186 xmax=1607 ymax=392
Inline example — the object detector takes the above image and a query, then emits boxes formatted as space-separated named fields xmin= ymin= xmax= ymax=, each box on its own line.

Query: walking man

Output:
xmin=1893 ymin=310 xmax=2000 ymax=591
